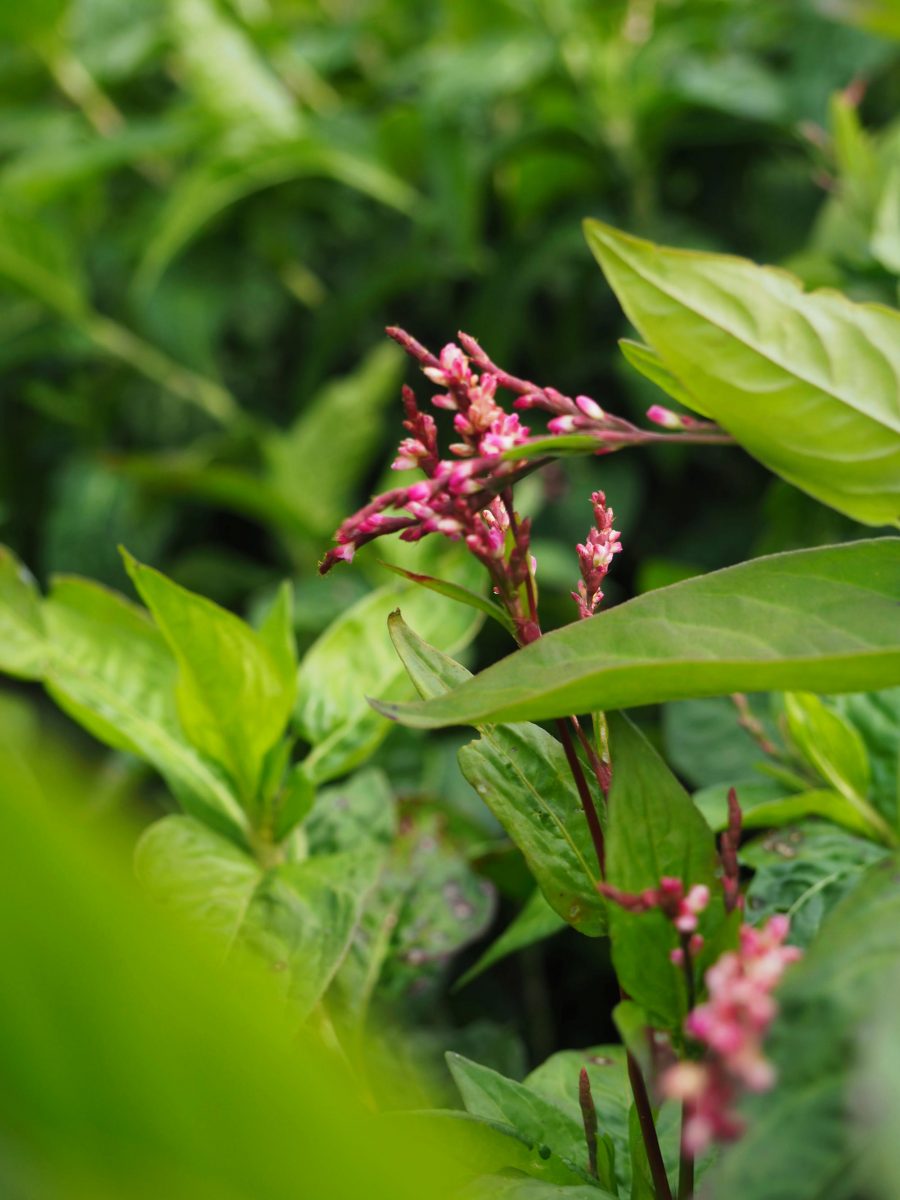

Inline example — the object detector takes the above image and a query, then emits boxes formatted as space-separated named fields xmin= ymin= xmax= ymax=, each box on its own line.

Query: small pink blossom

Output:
xmin=647 ymin=404 xmax=686 ymax=430
xmin=662 ymin=915 xmax=802 ymax=1154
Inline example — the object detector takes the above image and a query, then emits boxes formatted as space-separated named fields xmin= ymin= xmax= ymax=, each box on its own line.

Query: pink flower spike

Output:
xmin=548 ymin=415 xmax=577 ymax=434
xmin=647 ymin=404 xmax=685 ymax=430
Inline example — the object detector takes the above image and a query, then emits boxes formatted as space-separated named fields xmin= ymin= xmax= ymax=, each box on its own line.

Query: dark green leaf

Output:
xmin=373 ymin=541 xmax=900 ymax=728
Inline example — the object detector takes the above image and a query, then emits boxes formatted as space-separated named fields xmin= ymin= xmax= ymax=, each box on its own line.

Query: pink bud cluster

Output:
xmin=662 ymin=915 xmax=802 ymax=1154
xmin=599 ymin=876 xmax=709 ymax=951
xmin=572 ymin=491 xmax=622 ymax=619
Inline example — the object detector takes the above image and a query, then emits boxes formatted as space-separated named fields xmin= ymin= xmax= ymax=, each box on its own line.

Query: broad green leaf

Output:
xmin=265 ymin=343 xmax=405 ymax=538
xmin=455 ymin=888 xmax=566 ymax=989
xmin=304 ymin=767 xmax=397 ymax=855
xmin=663 ymin=695 xmax=774 ymax=789
xmin=125 ymin=552 xmax=295 ymax=804
xmin=40 ymin=575 xmax=244 ymax=833
xmin=0 ymin=730 xmax=441 ymax=1200
xmin=296 ymin=548 xmax=484 ymax=784
xmin=584 ymin=220 xmax=900 ymax=526
xmin=605 ymin=713 xmax=726 ymax=1030
xmin=241 ymin=848 xmax=382 ymax=1018
xmin=695 ymin=781 xmax=884 ymax=842
xmin=447 ymin=1053 xmax=595 ymax=1185
xmin=707 ymin=856 xmax=900 ymax=1198
xmin=0 ymin=546 xmax=45 ymax=679
xmin=373 ymin=540 xmax=900 ymax=729
xmin=255 ymin=580 xmax=297 ymax=681
xmin=135 ymin=815 xmax=262 ymax=946
xmin=462 ymin=1179 xmax=616 ymax=1200
xmin=618 ymin=338 xmax=704 ymax=414
xmin=389 ymin=614 xmax=606 ymax=936
xmin=387 ymin=1111 xmax=597 ymax=1192
xmin=743 ymin=821 xmax=886 ymax=947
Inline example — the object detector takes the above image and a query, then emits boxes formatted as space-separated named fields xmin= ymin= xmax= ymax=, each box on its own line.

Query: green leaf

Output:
xmin=618 ymin=338 xmax=705 ymax=414
xmin=389 ymin=614 xmax=606 ymax=936
xmin=695 ymin=781 xmax=884 ymax=842
xmin=40 ymin=575 xmax=244 ymax=834
xmin=743 ymin=822 xmax=886 ymax=947
xmin=461 ymin=1179 xmax=617 ymax=1200
xmin=373 ymin=540 xmax=900 ymax=728
xmin=584 ymin=220 xmax=900 ymax=527
xmin=455 ymin=888 xmax=566 ymax=990
xmin=829 ymin=686 xmax=900 ymax=818
xmin=255 ymin=580 xmax=297 ymax=680
xmin=124 ymin=551 xmax=295 ymax=804
xmin=447 ymin=1053 xmax=595 ymax=1185
xmin=663 ymin=695 xmax=774 ymax=789
xmin=378 ymin=560 xmax=517 ymax=637
xmin=0 ymin=546 xmax=45 ymax=680
xmin=135 ymin=815 xmax=262 ymax=946
xmin=242 ymin=848 xmax=382 ymax=1018
xmin=264 ymin=343 xmax=406 ymax=538
xmin=784 ymin=692 xmax=871 ymax=801
xmin=605 ymin=713 xmax=726 ymax=1030
xmin=296 ymin=548 xmax=484 ymax=784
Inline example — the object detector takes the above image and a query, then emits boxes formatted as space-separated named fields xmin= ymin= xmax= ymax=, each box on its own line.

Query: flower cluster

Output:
xmin=572 ymin=491 xmax=622 ymax=619
xmin=598 ymin=876 xmax=710 ymax=962
xmin=662 ymin=915 xmax=802 ymax=1154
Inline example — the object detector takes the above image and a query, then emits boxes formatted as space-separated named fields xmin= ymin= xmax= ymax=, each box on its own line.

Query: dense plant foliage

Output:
xmin=1 ymin=2 xmax=900 ymax=1199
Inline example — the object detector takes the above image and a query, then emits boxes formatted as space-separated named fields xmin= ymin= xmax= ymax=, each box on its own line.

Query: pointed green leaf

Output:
xmin=0 ymin=546 xmax=45 ymax=680
xmin=124 ymin=551 xmax=295 ymax=804
xmin=378 ymin=560 xmax=516 ymax=637
xmin=389 ymin=613 xmax=606 ymax=936
xmin=605 ymin=713 xmax=727 ymax=1030
xmin=373 ymin=541 xmax=900 ymax=728
xmin=585 ymin=220 xmax=900 ymax=526
xmin=618 ymin=338 xmax=705 ymax=414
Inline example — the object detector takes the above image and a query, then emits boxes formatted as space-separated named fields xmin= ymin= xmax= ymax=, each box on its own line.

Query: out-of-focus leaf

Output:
xmin=447 ymin=1053 xmax=595 ymax=1185
xmin=0 ymin=734 xmax=442 ymax=1200
xmin=0 ymin=546 xmax=45 ymax=679
xmin=695 ymin=780 xmax=883 ymax=841
xmin=743 ymin=821 xmax=886 ymax=946
xmin=585 ymin=221 xmax=900 ymax=526
xmin=125 ymin=552 xmax=295 ymax=804
xmin=707 ymin=855 xmax=900 ymax=1198
xmin=135 ymin=814 xmax=262 ymax=945
xmin=455 ymin=888 xmax=566 ymax=989
xmin=829 ymin=686 xmax=900 ymax=817
xmin=0 ymin=0 xmax=67 ymax=41
xmin=168 ymin=0 xmax=300 ymax=145
xmin=389 ymin=613 xmax=606 ymax=936
xmin=0 ymin=203 xmax=86 ymax=318
xmin=137 ymin=140 xmax=417 ymax=288
xmin=265 ymin=342 xmax=405 ymax=536
xmin=663 ymin=695 xmax=773 ymax=789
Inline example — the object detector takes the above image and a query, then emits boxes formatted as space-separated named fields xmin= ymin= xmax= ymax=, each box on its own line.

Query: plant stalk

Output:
xmin=627 ymin=1050 xmax=673 ymax=1200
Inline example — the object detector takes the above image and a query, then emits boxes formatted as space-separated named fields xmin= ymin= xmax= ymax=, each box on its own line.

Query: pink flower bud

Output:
xmin=647 ymin=404 xmax=685 ymax=430
xmin=548 ymin=415 xmax=577 ymax=434
xmin=576 ymin=395 xmax=605 ymax=420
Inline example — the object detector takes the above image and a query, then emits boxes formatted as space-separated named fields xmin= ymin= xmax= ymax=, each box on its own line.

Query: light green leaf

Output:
xmin=462 ymin=1179 xmax=616 ymax=1200
xmin=872 ymin=164 xmax=900 ymax=274
xmin=125 ymin=551 xmax=295 ymax=804
xmin=585 ymin=220 xmax=900 ymax=526
xmin=378 ymin=560 xmax=517 ymax=637
xmin=41 ymin=575 xmax=244 ymax=833
xmin=605 ymin=713 xmax=726 ymax=1030
xmin=255 ymin=580 xmax=297 ymax=682
xmin=168 ymin=0 xmax=300 ymax=145
xmin=447 ymin=1053 xmax=595 ymax=1185
xmin=829 ymin=686 xmax=900 ymax=817
xmin=265 ymin=343 xmax=405 ymax=538
xmin=135 ymin=815 xmax=262 ymax=946
xmin=0 ymin=546 xmax=45 ymax=680
xmin=373 ymin=540 xmax=900 ymax=729
xmin=389 ymin=613 xmax=606 ymax=936
xmin=618 ymin=338 xmax=705 ymax=415
xmin=242 ymin=848 xmax=382 ymax=1018
xmin=455 ymin=888 xmax=566 ymax=990
xmin=296 ymin=548 xmax=484 ymax=784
